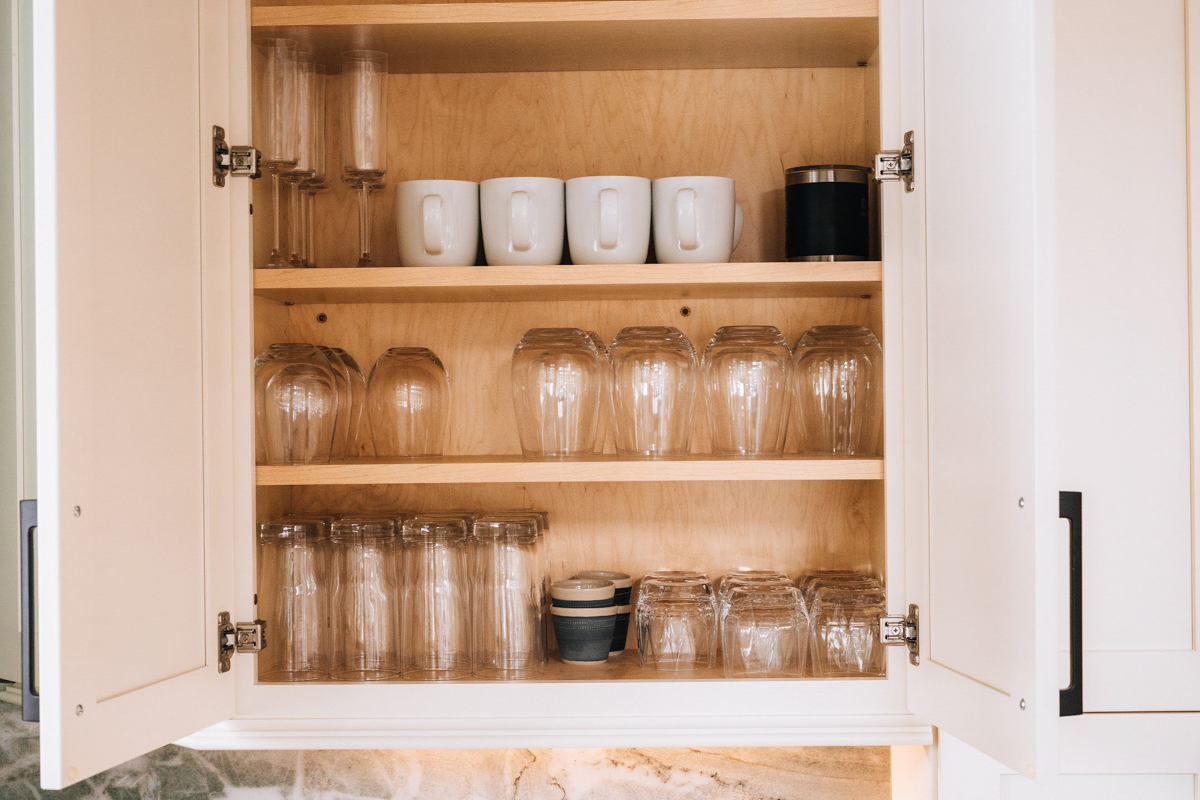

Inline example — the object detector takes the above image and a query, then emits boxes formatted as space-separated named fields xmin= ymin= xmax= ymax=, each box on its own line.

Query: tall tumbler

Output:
xmin=702 ymin=326 xmax=791 ymax=457
xmin=511 ymin=328 xmax=603 ymax=458
xmin=330 ymin=517 xmax=399 ymax=681
xmin=470 ymin=515 xmax=547 ymax=679
xmin=790 ymin=325 xmax=883 ymax=456
xmin=258 ymin=518 xmax=329 ymax=681
xmin=340 ymin=50 xmax=388 ymax=267
xmin=401 ymin=515 xmax=471 ymax=679
xmin=367 ymin=347 xmax=450 ymax=457
xmin=254 ymin=343 xmax=339 ymax=464
xmin=609 ymin=326 xmax=698 ymax=457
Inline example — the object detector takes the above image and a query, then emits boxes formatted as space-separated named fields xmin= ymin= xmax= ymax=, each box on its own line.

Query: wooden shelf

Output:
xmin=250 ymin=0 xmax=880 ymax=72
xmin=253 ymin=261 xmax=882 ymax=304
xmin=255 ymin=456 xmax=884 ymax=485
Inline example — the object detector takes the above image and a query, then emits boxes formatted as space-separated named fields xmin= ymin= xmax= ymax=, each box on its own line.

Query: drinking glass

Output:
xmin=470 ymin=515 xmax=547 ymax=679
xmin=367 ymin=348 xmax=450 ymax=457
xmin=300 ymin=64 xmax=329 ymax=267
xmin=635 ymin=572 xmax=717 ymax=670
xmin=340 ymin=50 xmax=388 ymax=267
xmin=798 ymin=570 xmax=881 ymax=604
xmin=401 ymin=515 xmax=471 ymax=680
xmin=258 ymin=518 xmax=329 ymax=681
xmin=253 ymin=343 xmax=339 ymax=464
xmin=609 ymin=326 xmax=698 ymax=458
xmin=316 ymin=346 xmax=352 ymax=460
xmin=809 ymin=586 xmax=887 ymax=677
xmin=585 ymin=331 xmax=611 ymax=454
xmin=331 ymin=347 xmax=368 ymax=456
xmin=285 ymin=52 xmax=316 ymax=267
xmin=716 ymin=571 xmax=795 ymax=616
xmin=330 ymin=517 xmax=399 ymax=681
xmin=791 ymin=325 xmax=883 ymax=456
xmin=702 ymin=326 xmax=791 ymax=457
xmin=254 ymin=38 xmax=299 ymax=269
xmin=511 ymin=328 xmax=603 ymax=458
xmin=721 ymin=585 xmax=807 ymax=678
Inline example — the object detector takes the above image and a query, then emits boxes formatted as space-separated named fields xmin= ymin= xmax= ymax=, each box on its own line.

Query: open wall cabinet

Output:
xmin=30 ymin=0 xmax=1059 ymax=790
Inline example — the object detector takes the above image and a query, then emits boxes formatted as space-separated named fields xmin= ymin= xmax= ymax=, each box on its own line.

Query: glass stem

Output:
xmin=358 ymin=184 xmax=372 ymax=266
xmin=288 ymin=180 xmax=302 ymax=266
xmin=271 ymin=171 xmax=282 ymax=259
xmin=305 ymin=192 xmax=316 ymax=268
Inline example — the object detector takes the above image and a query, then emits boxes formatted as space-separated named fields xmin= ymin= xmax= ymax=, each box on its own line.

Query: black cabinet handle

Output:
xmin=19 ymin=498 xmax=38 ymax=722
xmin=1059 ymin=491 xmax=1083 ymax=716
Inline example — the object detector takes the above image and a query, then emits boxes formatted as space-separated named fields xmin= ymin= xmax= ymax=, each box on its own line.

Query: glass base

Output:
xmin=332 ymin=668 xmax=399 ymax=681
xmin=259 ymin=668 xmax=328 ymax=682
xmin=403 ymin=668 xmax=471 ymax=681
xmin=357 ymin=254 xmax=376 ymax=267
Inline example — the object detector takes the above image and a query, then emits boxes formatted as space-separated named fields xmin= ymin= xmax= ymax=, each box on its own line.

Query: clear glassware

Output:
xmin=635 ymin=573 xmax=717 ymax=671
xmin=511 ymin=328 xmax=603 ymax=459
xmin=401 ymin=515 xmax=471 ymax=680
xmin=809 ymin=586 xmax=887 ymax=677
xmin=716 ymin=571 xmax=795 ymax=616
xmin=315 ymin=346 xmax=352 ymax=460
xmin=300 ymin=64 xmax=329 ymax=267
xmin=253 ymin=343 xmax=339 ymax=464
xmin=585 ymin=331 xmax=611 ymax=454
xmin=253 ymin=38 xmax=299 ymax=269
xmin=340 ymin=50 xmax=388 ymax=268
xmin=330 ymin=517 xmax=399 ymax=681
xmin=798 ymin=570 xmax=881 ymax=604
xmin=790 ymin=325 xmax=883 ymax=456
xmin=258 ymin=518 xmax=329 ymax=681
xmin=331 ymin=347 xmax=368 ymax=457
xmin=367 ymin=347 xmax=450 ymax=458
xmin=701 ymin=326 xmax=792 ymax=457
xmin=470 ymin=515 xmax=547 ymax=679
xmin=285 ymin=51 xmax=317 ymax=268
xmin=721 ymin=585 xmax=808 ymax=678
xmin=609 ymin=326 xmax=698 ymax=458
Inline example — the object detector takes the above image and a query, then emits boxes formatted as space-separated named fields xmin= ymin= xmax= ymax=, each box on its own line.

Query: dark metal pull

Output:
xmin=19 ymin=498 xmax=38 ymax=722
xmin=1059 ymin=491 xmax=1083 ymax=716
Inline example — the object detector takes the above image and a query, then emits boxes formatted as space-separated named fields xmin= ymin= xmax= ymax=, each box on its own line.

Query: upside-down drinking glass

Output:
xmin=635 ymin=572 xmax=717 ymax=671
xmin=809 ymin=585 xmax=886 ymax=677
xmin=331 ymin=347 xmax=368 ymax=456
xmin=790 ymin=325 xmax=883 ymax=456
xmin=330 ymin=517 xmax=400 ymax=681
xmin=511 ymin=328 xmax=603 ymax=458
xmin=721 ymin=585 xmax=808 ymax=678
xmin=401 ymin=515 xmax=471 ymax=680
xmin=254 ymin=343 xmax=339 ymax=464
xmin=367 ymin=348 xmax=450 ymax=457
xmin=258 ymin=518 xmax=329 ymax=681
xmin=341 ymin=50 xmax=388 ymax=267
xmin=470 ymin=515 xmax=547 ymax=679
xmin=609 ymin=327 xmax=698 ymax=458
xmin=702 ymin=326 xmax=791 ymax=457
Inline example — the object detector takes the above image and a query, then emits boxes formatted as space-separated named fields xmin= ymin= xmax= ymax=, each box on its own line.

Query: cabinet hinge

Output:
xmin=212 ymin=125 xmax=261 ymax=187
xmin=880 ymin=603 xmax=920 ymax=666
xmin=874 ymin=131 xmax=915 ymax=192
xmin=217 ymin=611 xmax=266 ymax=673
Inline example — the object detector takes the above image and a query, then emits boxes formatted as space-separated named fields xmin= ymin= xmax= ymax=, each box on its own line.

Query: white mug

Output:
xmin=395 ymin=180 xmax=479 ymax=267
xmin=566 ymin=176 xmax=651 ymax=265
xmin=652 ymin=176 xmax=744 ymax=264
xmin=480 ymin=177 xmax=565 ymax=266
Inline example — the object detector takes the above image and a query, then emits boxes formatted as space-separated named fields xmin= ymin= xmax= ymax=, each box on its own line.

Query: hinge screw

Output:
xmin=75 ymin=704 xmax=83 ymax=716
xmin=73 ymin=506 xmax=81 ymax=517
xmin=1019 ymin=698 xmax=1027 ymax=710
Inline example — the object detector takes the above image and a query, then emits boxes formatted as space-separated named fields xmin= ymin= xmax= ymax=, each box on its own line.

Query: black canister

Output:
xmin=785 ymin=165 xmax=871 ymax=261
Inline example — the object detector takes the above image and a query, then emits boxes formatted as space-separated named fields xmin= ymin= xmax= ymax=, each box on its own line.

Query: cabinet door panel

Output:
xmin=34 ymin=0 xmax=239 ymax=787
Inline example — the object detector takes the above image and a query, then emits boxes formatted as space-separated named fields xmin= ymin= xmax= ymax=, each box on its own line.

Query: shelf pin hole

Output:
xmin=317 ymin=313 xmax=328 ymax=323
xmin=679 ymin=306 xmax=691 ymax=317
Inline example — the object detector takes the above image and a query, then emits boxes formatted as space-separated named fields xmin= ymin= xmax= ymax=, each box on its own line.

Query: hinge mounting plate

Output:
xmin=874 ymin=130 xmax=915 ymax=192
xmin=212 ymin=125 xmax=261 ymax=187
xmin=880 ymin=603 xmax=920 ymax=666
xmin=217 ymin=611 xmax=266 ymax=673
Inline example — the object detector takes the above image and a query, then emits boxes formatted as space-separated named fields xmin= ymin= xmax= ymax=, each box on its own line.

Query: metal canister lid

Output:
xmin=785 ymin=164 xmax=872 ymax=185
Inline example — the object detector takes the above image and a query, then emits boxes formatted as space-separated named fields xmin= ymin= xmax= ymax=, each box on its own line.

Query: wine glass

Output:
xmin=340 ymin=50 xmax=388 ymax=268
xmin=254 ymin=38 xmax=299 ymax=269
xmin=300 ymin=63 xmax=328 ymax=267
xmin=285 ymin=52 xmax=317 ymax=268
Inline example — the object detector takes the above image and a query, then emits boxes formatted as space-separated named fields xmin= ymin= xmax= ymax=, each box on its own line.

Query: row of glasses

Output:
xmin=802 ymin=570 xmax=886 ymax=677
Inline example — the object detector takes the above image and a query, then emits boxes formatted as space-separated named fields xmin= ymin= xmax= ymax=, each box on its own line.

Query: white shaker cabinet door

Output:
xmin=33 ymin=0 xmax=246 ymax=788
xmin=1055 ymin=0 xmax=1200 ymax=712
xmin=891 ymin=0 xmax=1059 ymax=780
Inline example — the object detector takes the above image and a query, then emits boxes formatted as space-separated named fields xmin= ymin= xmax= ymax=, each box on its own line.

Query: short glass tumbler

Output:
xmin=702 ymin=326 xmax=791 ymax=457
xmin=635 ymin=573 xmax=718 ymax=671
xmin=330 ymin=518 xmax=399 ymax=681
xmin=401 ymin=515 xmax=471 ymax=680
xmin=258 ymin=518 xmax=329 ymax=681
xmin=721 ymin=586 xmax=807 ymax=678
xmin=254 ymin=343 xmax=339 ymax=465
xmin=367 ymin=347 xmax=450 ymax=457
xmin=609 ymin=327 xmax=698 ymax=458
xmin=470 ymin=516 xmax=547 ymax=679
xmin=790 ymin=325 xmax=883 ymax=456
xmin=809 ymin=587 xmax=886 ymax=677
xmin=511 ymin=328 xmax=603 ymax=458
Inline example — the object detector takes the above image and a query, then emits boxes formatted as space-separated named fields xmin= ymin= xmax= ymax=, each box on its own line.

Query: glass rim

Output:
xmin=252 ymin=37 xmax=298 ymax=51
xmin=341 ymin=49 xmax=388 ymax=65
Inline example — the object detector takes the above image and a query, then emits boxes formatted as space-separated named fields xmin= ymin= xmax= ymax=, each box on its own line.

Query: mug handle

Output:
xmin=733 ymin=202 xmax=744 ymax=251
xmin=598 ymin=188 xmax=619 ymax=250
xmin=510 ymin=190 xmax=532 ymax=252
xmin=677 ymin=188 xmax=698 ymax=250
xmin=422 ymin=194 xmax=445 ymax=256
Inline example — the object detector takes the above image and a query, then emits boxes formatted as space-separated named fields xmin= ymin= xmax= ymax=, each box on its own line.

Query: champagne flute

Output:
xmin=254 ymin=38 xmax=299 ymax=269
xmin=301 ymin=64 xmax=328 ymax=267
xmin=285 ymin=52 xmax=316 ymax=268
xmin=340 ymin=50 xmax=388 ymax=268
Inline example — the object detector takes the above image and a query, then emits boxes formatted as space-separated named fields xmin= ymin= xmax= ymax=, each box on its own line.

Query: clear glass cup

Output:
xmin=253 ymin=38 xmax=299 ymax=269
xmin=300 ymin=63 xmax=329 ymax=268
xmin=721 ymin=585 xmax=808 ymax=678
xmin=330 ymin=517 xmax=399 ymax=681
xmin=367 ymin=347 xmax=450 ymax=457
xmin=331 ymin=347 xmax=368 ymax=457
xmin=315 ymin=346 xmax=352 ymax=460
xmin=609 ymin=326 xmax=698 ymax=458
xmin=253 ymin=343 xmax=339 ymax=464
xmin=401 ymin=515 xmax=471 ymax=680
xmin=791 ymin=325 xmax=883 ymax=456
xmin=585 ymin=331 xmax=611 ymax=454
xmin=340 ymin=50 xmax=388 ymax=267
xmin=809 ymin=586 xmax=887 ymax=677
xmin=635 ymin=573 xmax=717 ymax=671
xmin=511 ymin=328 xmax=604 ymax=459
xmin=798 ymin=570 xmax=881 ymax=604
xmin=702 ymin=326 xmax=791 ymax=457
xmin=258 ymin=518 xmax=329 ymax=681
xmin=716 ymin=571 xmax=795 ymax=616
xmin=470 ymin=515 xmax=547 ymax=679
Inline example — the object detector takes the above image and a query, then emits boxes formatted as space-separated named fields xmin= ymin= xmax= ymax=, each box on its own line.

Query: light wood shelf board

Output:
xmin=253 ymin=262 xmax=882 ymax=303
xmin=256 ymin=456 xmax=885 ymax=485
xmin=251 ymin=0 xmax=880 ymax=72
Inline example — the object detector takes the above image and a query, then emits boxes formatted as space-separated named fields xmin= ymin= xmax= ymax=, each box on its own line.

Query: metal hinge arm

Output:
xmin=880 ymin=603 xmax=920 ymax=666
xmin=212 ymin=125 xmax=261 ymax=187
xmin=874 ymin=130 xmax=915 ymax=192
xmin=217 ymin=612 xmax=265 ymax=673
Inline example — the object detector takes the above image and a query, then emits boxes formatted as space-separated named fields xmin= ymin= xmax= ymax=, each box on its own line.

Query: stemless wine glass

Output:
xmin=258 ymin=518 xmax=329 ymax=681
xmin=609 ymin=326 xmax=698 ymax=458
xmin=790 ymin=325 xmax=884 ymax=456
xmin=511 ymin=328 xmax=603 ymax=459
xmin=340 ymin=50 xmax=388 ymax=267
xmin=254 ymin=38 xmax=299 ymax=269
xmin=330 ymin=517 xmax=400 ymax=681
xmin=366 ymin=348 xmax=450 ymax=457
xmin=301 ymin=64 xmax=329 ymax=267
xmin=702 ymin=326 xmax=792 ymax=457
xmin=331 ymin=347 xmax=368 ymax=456
xmin=401 ymin=515 xmax=471 ymax=680
xmin=253 ymin=343 xmax=339 ymax=464
xmin=285 ymin=51 xmax=317 ymax=268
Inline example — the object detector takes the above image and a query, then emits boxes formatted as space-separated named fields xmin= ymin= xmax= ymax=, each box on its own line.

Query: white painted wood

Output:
xmin=34 ymin=0 xmax=239 ymax=788
xmin=890 ymin=745 xmax=935 ymax=800
xmin=1054 ymin=0 xmax=1200 ymax=712
xmin=900 ymin=0 xmax=1059 ymax=779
